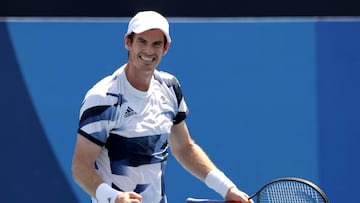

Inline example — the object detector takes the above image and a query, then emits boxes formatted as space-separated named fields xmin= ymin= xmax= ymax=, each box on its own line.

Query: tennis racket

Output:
xmin=186 ymin=177 xmax=329 ymax=203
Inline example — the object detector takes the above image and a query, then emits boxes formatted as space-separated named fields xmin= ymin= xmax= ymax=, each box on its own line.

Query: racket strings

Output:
xmin=259 ymin=181 xmax=325 ymax=203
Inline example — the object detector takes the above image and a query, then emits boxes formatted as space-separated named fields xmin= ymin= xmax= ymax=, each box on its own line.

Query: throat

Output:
xmin=125 ymin=65 xmax=152 ymax=91
xmin=131 ymin=81 xmax=150 ymax=92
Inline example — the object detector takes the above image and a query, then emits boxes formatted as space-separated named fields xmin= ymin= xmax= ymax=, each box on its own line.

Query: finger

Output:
xmin=129 ymin=199 xmax=141 ymax=203
xmin=128 ymin=192 xmax=142 ymax=200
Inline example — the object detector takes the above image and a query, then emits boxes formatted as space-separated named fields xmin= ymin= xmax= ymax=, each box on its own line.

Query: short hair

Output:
xmin=126 ymin=32 xmax=168 ymax=47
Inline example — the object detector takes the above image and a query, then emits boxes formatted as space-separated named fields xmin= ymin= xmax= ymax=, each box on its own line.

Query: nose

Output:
xmin=143 ymin=45 xmax=155 ymax=55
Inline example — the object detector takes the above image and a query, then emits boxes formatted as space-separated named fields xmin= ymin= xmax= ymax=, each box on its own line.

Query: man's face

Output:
xmin=126 ymin=29 xmax=169 ymax=72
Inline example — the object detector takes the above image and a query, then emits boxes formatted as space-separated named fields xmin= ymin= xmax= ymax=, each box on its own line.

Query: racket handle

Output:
xmin=186 ymin=198 xmax=242 ymax=203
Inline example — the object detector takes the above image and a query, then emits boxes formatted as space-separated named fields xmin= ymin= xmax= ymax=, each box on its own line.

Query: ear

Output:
xmin=124 ymin=35 xmax=131 ymax=50
xmin=162 ymin=42 xmax=170 ymax=56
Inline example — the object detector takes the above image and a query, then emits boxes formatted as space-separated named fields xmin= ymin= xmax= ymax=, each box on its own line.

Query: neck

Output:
xmin=125 ymin=64 xmax=153 ymax=91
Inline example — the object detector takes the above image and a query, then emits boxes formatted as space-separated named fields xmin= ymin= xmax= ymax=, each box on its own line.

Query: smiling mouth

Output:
xmin=140 ymin=55 xmax=155 ymax=62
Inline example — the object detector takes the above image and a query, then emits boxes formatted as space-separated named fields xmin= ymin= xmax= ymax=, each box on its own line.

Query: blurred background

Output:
xmin=1 ymin=1 xmax=359 ymax=203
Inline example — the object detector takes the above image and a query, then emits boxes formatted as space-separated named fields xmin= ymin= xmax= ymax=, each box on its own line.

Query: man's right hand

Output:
xmin=115 ymin=191 xmax=142 ymax=203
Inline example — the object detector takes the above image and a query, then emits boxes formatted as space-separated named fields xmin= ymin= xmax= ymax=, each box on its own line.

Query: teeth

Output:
xmin=141 ymin=55 xmax=154 ymax=62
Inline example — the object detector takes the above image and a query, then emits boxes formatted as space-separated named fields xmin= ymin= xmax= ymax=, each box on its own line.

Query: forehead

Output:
xmin=135 ymin=29 xmax=165 ymax=41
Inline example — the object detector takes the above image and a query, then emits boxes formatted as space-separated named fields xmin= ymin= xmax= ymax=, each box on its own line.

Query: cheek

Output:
xmin=155 ymin=48 xmax=166 ymax=56
xmin=128 ymin=46 xmax=139 ymax=56
xmin=129 ymin=51 xmax=138 ymax=61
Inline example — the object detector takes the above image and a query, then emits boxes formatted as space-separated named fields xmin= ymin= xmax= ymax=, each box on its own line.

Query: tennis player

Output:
xmin=72 ymin=10 xmax=253 ymax=203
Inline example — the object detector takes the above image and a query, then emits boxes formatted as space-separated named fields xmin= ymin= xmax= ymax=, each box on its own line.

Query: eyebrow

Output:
xmin=137 ymin=36 xmax=164 ymax=45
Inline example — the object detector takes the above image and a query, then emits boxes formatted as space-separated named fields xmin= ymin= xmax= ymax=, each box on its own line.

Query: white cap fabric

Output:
xmin=126 ymin=11 xmax=171 ymax=43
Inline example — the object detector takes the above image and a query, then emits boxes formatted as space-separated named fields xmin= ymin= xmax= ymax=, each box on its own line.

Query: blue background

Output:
xmin=1 ymin=18 xmax=359 ymax=203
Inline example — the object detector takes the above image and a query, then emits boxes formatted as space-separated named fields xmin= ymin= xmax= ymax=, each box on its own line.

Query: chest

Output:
xmin=113 ymin=90 xmax=177 ymax=137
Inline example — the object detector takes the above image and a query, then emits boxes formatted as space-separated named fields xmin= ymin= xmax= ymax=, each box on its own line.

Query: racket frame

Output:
xmin=249 ymin=177 xmax=329 ymax=203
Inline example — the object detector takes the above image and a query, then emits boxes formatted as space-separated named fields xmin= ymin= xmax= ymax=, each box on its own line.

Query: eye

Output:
xmin=138 ymin=39 xmax=146 ymax=45
xmin=153 ymin=41 xmax=163 ymax=47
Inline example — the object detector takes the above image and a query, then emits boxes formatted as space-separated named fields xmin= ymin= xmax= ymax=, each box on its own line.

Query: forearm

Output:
xmin=173 ymin=141 xmax=236 ymax=198
xmin=72 ymin=134 xmax=108 ymax=198
xmin=169 ymin=122 xmax=236 ymax=198
xmin=172 ymin=139 xmax=216 ymax=181
xmin=72 ymin=159 xmax=104 ymax=198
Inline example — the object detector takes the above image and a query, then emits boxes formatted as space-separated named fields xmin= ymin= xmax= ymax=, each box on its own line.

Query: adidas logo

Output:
xmin=124 ymin=106 xmax=137 ymax=118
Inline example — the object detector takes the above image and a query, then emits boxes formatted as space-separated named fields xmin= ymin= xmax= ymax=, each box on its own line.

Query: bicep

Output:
xmin=73 ymin=134 xmax=102 ymax=168
xmin=168 ymin=121 xmax=193 ymax=154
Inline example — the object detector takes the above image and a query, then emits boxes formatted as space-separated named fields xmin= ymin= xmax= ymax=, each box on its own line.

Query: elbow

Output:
xmin=71 ymin=160 xmax=79 ymax=183
xmin=170 ymin=140 xmax=196 ymax=160
xmin=71 ymin=157 xmax=84 ymax=184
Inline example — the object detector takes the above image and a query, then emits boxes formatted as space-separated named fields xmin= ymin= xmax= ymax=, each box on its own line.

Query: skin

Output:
xmin=72 ymin=28 xmax=253 ymax=203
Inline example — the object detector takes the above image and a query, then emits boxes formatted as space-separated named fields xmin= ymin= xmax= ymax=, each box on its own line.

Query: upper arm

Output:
xmin=168 ymin=121 xmax=193 ymax=156
xmin=72 ymin=134 xmax=102 ymax=170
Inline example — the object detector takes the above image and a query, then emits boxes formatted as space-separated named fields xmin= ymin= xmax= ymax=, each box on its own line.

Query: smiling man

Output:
xmin=72 ymin=10 xmax=253 ymax=203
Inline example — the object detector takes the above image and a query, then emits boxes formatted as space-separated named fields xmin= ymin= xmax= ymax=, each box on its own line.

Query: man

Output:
xmin=72 ymin=10 xmax=253 ymax=203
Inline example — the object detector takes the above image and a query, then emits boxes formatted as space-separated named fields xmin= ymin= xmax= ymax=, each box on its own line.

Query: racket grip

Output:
xmin=186 ymin=198 xmax=242 ymax=203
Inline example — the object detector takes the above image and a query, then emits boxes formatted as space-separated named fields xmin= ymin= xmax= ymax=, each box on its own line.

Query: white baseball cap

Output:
xmin=126 ymin=11 xmax=171 ymax=43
